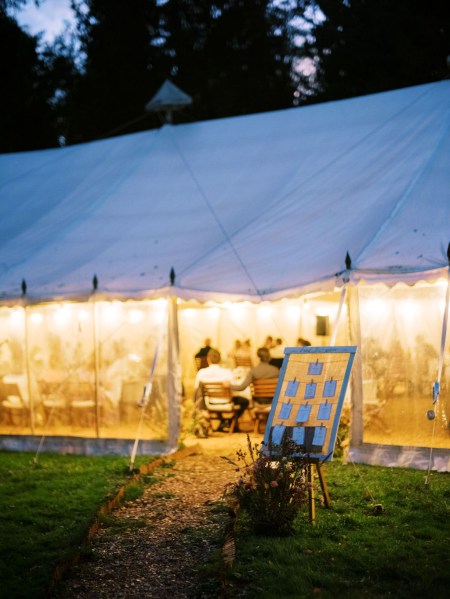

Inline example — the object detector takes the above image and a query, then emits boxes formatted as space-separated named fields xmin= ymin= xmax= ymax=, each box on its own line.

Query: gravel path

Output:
xmin=57 ymin=434 xmax=254 ymax=599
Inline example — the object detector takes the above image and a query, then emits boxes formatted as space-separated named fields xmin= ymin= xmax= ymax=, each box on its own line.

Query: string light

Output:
xmin=53 ymin=305 xmax=70 ymax=326
xmin=30 ymin=312 xmax=43 ymax=325
xmin=127 ymin=309 xmax=144 ymax=324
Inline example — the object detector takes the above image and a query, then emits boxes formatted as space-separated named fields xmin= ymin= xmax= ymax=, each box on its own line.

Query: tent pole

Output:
xmin=167 ymin=296 xmax=182 ymax=447
xmin=425 ymin=260 xmax=450 ymax=483
xmin=23 ymin=305 xmax=35 ymax=435
xmin=216 ymin=305 xmax=221 ymax=359
xmin=330 ymin=286 xmax=347 ymax=346
xmin=435 ymin=265 xmax=450 ymax=405
xmin=299 ymin=298 xmax=305 ymax=340
xmin=92 ymin=299 xmax=100 ymax=438
xmin=347 ymin=286 xmax=363 ymax=447
xmin=129 ymin=301 xmax=166 ymax=471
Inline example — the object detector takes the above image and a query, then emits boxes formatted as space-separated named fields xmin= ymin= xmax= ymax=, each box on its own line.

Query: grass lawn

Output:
xmin=0 ymin=450 xmax=156 ymax=599
xmin=227 ymin=461 xmax=450 ymax=599
xmin=1 ymin=449 xmax=449 ymax=599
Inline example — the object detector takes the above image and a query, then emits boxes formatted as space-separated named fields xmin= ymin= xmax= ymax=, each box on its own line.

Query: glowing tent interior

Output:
xmin=0 ymin=80 xmax=449 ymax=468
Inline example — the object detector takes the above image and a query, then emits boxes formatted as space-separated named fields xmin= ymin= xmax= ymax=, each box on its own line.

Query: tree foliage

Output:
xmin=2 ymin=0 xmax=449 ymax=152
xmin=0 ymin=10 xmax=53 ymax=151
xmin=64 ymin=0 xmax=162 ymax=144
xmin=64 ymin=0 xmax=298 ymax=144
xmin=156 ymin=0 xmax=296 ymax=122
xmin=0 ymin=2 xmax=76 ymax=152
xmin=297 ymin=0 xmax=450 ymax=103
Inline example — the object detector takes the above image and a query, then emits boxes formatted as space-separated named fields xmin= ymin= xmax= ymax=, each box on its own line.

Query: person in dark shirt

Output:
xmin=195 ymin=338 xmax=212 ymax=358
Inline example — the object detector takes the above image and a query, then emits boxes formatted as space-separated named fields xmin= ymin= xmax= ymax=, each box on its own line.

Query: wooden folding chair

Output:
xmin=39 ymin=379 xmax=68 ymax=425
xmin=68 ymin=382 xmax=96 ymax=427
xmin=200 ymin=381 xmax=238 ymax=434
xmin=250 ymin=378 xmax=279 ymax=434
xmin=234 ymin=355 xmax=253 ymax=368
xmin=0 ymin=376 xmax=29 ymax=426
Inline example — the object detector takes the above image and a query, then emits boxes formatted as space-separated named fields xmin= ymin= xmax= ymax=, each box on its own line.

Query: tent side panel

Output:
xmin=348 ymin=443 xmax=450 ymax=472
xmin=0 ymin=435 xmax=170 ymax=456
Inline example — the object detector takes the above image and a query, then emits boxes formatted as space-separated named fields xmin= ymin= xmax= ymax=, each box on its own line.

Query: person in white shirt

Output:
xmin=194 ymin=348 xmax=249 ymax=432
xmin=230 ymin=347 xmax=280 ymax=404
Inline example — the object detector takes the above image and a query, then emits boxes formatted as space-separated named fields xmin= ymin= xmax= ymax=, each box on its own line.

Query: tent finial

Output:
xmin=345 ymin=252 xmax=352 ymax=270
xmin=145 ymin=79 xmax=193 ymax=125
xmin=21 ymin=279 xmax=27 ymax=296
xmin=93 ymin=274 xmax=98 ymax=291
xmin=170 ymin=268 xmax=175 ymax=286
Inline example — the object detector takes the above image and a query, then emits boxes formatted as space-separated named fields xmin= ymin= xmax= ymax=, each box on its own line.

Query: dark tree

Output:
xmin=3 ymin=1 xmax=302 ymax=149
xmin=64 ymin=0 xmax=162 ymax=144
xmin=39 ymin=32 xmax=79 ymax=145
xmin=0 ymin=1 xmax=78 ymax=153
xmin=0 ymin=0 xmax=27 ymax=12
xmin=65 ymin=0 xmax=300 ymax=143
xmin=296 ymin=0 xmax=450 ymax=103
xmin=5 ymin=0 xmax=448 ymax=151
xmin=0 ymin=8 xmax=55 ymax=152
xmin=157 ymin=0 xmax=297 ymax=121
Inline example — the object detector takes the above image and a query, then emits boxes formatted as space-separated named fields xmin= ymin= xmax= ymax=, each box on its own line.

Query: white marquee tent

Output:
xmin=0 ymin=81 xmax=449 ymax=467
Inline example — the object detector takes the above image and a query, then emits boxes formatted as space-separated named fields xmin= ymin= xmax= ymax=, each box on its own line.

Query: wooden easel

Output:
xmin=306 ymin=460 xmax=331 ymax=523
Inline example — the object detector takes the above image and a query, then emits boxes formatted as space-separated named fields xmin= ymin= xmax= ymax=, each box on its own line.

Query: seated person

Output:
xmin=195 ymin=338 xmax=213 ymax=358
xmin=231 ymin=338 xmax=253 ymax=368
xmin=229 ymin=347 xmax=280 ymax=405
xmin=269 ymin=337 xmax=285 ymax=368
xmin=194 ymin=337 xmax=213 ymax=370
xmin=297 ymin=337 xmax=311 ymax=346
xmin=263 ymin=335 xmax=274 ymax=349
xmin=194 ymin=348 xmax=249 ymax=432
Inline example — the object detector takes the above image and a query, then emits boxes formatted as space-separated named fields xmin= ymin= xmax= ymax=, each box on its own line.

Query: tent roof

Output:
xmin=1 ymin=81 xmax=449 ymax=303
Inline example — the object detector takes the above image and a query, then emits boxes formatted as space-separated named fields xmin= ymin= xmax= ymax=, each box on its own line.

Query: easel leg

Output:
xmin=307 ymin=462 xmax=332 ymax=523
xmin=307 ymin=464 xmax=316 ymax=523
xmin=316 ymin=463 xmax=331 ymax=509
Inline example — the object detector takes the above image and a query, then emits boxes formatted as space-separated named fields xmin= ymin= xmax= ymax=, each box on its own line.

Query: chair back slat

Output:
xmin=234 ymin=356 xmax=253 ymax=368
xmin=250 ymin=378 xmax=278 ymax=434
xmin=200 ymin=381 xmax=235 ymax=423
xmin=201 ymin=381 xmax=232 ymax=400
xmin=250 ymin=378 xmax=278 ymax=399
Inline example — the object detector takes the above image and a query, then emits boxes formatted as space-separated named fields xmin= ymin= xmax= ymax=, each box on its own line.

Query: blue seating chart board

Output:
xmin=262 ymin=346 xmax=357 ymax=461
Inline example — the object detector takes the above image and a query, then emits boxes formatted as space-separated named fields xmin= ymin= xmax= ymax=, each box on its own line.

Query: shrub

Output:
xmin=224 ymin=436 xmax=308 ymax=535
xmin=335 ymin=403 xmax=351 ymax=459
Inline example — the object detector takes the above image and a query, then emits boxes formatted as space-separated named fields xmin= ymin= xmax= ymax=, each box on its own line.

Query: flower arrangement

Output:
xmin=224 ymin=436 xmax=308 ymax=535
